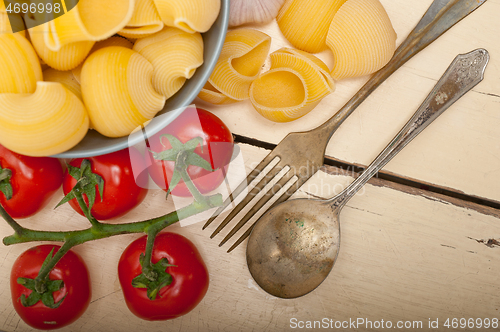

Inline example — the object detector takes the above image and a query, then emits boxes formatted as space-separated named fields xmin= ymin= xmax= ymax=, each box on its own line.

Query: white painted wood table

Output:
xmin=1 ymin=0 xmax=500 ymax=331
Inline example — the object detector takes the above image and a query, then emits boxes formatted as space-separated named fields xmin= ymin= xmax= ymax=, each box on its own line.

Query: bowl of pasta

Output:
xmin=0 ymin=0 xmax=229 ymax=158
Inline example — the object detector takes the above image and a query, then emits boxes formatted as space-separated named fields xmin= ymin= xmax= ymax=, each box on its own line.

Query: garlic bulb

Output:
xmin=229 ymin=0 xmax=286 ymax=27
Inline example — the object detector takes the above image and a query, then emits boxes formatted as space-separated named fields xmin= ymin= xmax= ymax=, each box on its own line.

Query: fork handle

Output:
xmin=314 ymin=0 xmax=487 ymax=142
xmin=329 ymin=48 xmax=489 ymax=209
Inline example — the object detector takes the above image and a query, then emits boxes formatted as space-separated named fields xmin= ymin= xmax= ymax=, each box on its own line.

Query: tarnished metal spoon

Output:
xmin=246 ymin=48 xmax=489 ymax=299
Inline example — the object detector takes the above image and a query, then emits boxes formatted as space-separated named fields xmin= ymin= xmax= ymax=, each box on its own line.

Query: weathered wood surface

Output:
xmin=2 ymin=0 xmax=500 ymax=330
xmin=1 ymin=144 xmax=499 ymax=332
xmin=197 ymin=0 xmax=500 ymax=203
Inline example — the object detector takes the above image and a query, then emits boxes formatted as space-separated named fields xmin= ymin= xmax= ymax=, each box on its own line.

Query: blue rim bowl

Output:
xmin=54 ymin=0 xmax=229 ymax=158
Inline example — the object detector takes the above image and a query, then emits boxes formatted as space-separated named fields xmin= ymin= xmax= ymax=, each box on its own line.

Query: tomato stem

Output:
xmin=17 ymin=248 xmax=67 ymax=309
xmin=1 ymin=193 xmax=222 ymax=247
xmin=0 ymin=201 xmax=24 ymax=235
xmin=141 ymin=229 xmax=161 ymax=281
xmin=34 ymin=241 xmax=75 ymax=293
xmin=181 ymin=168 xmax=207 ymax=203
xmin=75 ymin=193 xmax=102 ymax=228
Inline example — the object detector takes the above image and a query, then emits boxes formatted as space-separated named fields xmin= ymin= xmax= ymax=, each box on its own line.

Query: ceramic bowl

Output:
xmin=54 ymin=0 xmax=229 ymax=158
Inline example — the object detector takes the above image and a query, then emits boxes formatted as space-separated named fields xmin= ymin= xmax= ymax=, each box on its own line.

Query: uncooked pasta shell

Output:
xmin=270 ymin=48 xmax=335 ymax=102
xmin=45 ymin=0 xmax=135 ymax=51
xmin=153 ymin=0 xmax=220 ymax=33
xmin=26 ymin=18 xmax=94 ymax=71
xmin=43 ymin=67 xmax=82 ymax=100
xmin=134 ymin=27 xmax=204 ymax=99
xmin=249 ymin=48 xmax=334 ymax=122
xmin=119 ymin=0 xmax=164 ymax=39
xmin=277 ymin=0 xmax=347 ymax=53
xmin=0 ymin=81 xmax=89 ymax=156
xmin=0 ymin=33 xmax=42 ymax=94
xmin=198 ymin=81 xmax=238 ymax=105
xmin=326 ymin=0 xmax=396 ymax=80
xmin=71 ymin=36 xmax=133 ymax=83
xmin=250 ymin=68 xmax=309 ymax=122
xmin=198 ymin=28 xmax=271 ymax=104
xmin=43 ymin=67 xmax=96 ymax=129
xmin=81 ymin=46 xmax=166 ymax=138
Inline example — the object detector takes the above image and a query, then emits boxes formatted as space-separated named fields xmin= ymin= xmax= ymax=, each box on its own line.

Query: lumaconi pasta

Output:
xmin=81 ymin=46 xmax=166 ymax=138
xmin=153 ymin=0 xmax=220 ymax=33
xmin=197 ymin=28 xmax=271 ymax=104
xmin=43 ymin=67 xmax=83 ymax=100
xmin=326 ymin=0 xmax=396 ymax=80
xmin=134 ymin=27 xmax=203 ymax=99
xmin=271 ymin=48 xmax=335 ymax=103
xmin=89 ymin=35 xmax=134 ymax=50
xmin=198 ymin=81 xmax=238 ymax=105
xmin=0 ymin=33 xmax=42 ymax=94
xmin=119 ymin=0 xmax=164 ymax=39
xmin=43 ymin=67 xmax=96 ymax=128
xmin=250 ymin=48 xmax=335 ymax=122
xmin=45 ymin=0 xmax=135 ymax=51
xmin=72 ymin=36 xmax=134 ymax=83
xmin=26 ymin=18 xmax=94 ymax=71
xmin=0 ymin=81 xmax=89 ymax=156
xmin=277 ymin=0 xmax=347 ymax=53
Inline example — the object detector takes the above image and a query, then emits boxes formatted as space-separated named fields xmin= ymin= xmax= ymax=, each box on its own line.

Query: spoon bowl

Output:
xmin=246 ymin=48 xmax=489 ymax=299
xmin=247 ymin=199 xmax=340 ymax=298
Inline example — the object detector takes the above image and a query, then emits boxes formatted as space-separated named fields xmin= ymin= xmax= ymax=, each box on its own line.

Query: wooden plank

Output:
xmin=1 ymin=143 xmax=499 ymax=332
xmin=195 ymin=0 xmax=500 ymax=203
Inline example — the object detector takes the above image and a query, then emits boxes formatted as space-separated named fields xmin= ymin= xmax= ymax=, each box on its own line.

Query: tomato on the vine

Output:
xmin=62 ymin=147 xmax=148 ymax=220
xmin=118 ymin=232 xmax=209 ymax=320
xmin=147 ymin=107 xmax=234 ymax=197
xmin=10 ymin=245 xmax=91 ymax=330
xmin=0 ymin=144 xmax=63 ymax=219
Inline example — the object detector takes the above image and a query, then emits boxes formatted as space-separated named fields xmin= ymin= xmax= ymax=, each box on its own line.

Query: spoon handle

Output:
xmin=330 ymin=48 xmax=489 ymax=209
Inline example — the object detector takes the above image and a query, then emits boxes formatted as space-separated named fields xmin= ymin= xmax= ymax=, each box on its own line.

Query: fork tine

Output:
xmin=219 ymin=171 xmax=297 ymax=247
xmin=209 ymin=162 xmax=286 ymax=238
xmin=226 ymin=179 xmax=302 ymax=253
xmin=202 ymin=168 xmax=259 ymax=230
xmin=202 ymin=153 xmax=277 ymax=230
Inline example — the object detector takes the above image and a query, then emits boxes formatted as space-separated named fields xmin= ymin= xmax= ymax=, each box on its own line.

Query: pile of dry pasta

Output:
xmin=200 ymin=0 xmax=397 ymax=123
xmin=0 ymin=0 xmax=220 ymax=156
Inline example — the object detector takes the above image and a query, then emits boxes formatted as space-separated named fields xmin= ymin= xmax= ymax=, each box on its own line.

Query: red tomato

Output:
xmin=147 ymin=107 xmax=234 ymax=197
xmin=118 ymin=232 xmax=209 ymax=320
xmin=0 ymin=144 xmax=63 ymax=219
xmin=10 ymin=245 xmax=91 ymax=330
xmin=63 ymin=147 xmax=148 ymax=220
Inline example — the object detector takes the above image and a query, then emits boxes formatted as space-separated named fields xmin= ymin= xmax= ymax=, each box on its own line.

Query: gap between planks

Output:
xmin=233 ymin=134 xmax=500 ymax=217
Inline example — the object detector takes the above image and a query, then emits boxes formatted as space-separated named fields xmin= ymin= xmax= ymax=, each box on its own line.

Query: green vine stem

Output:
xmin=2 ymin=193 xmax=221 ymax=247
xmin=34 ymin=240 xmax=76 ymax=293
xmin=141 ymin=230 xmax=161 ymax=281
xmin=0 ymin=170 xmax=222 ymax=286
xmin=75 ymin=194 xmax=102 ymax=229
xmin=0 ymin=201 xmax=25 ymax=235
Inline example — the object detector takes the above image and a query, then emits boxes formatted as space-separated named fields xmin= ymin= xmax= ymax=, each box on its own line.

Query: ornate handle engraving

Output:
xmin=407 ymin=48 xmax=489 ymax=138
xmin=454 ymin=48 xmax=489 ymax=88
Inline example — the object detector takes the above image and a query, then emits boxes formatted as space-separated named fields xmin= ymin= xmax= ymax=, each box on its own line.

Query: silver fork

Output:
xmin=203 ymin=0 xmax=488 ymax=252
